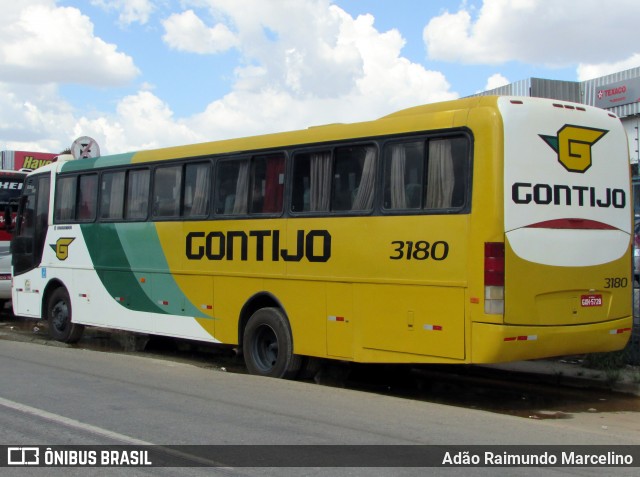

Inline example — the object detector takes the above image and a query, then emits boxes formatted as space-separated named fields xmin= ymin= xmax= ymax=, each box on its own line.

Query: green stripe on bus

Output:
xmin=60 ymin=152 xmax=137 ymax=172
xmin=80 ymin=223 xmax=162 ymax=314
xmin=80 ymin=223 xmax=208 ymax=318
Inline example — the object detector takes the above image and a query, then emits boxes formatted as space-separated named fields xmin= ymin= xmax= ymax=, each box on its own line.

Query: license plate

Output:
xmin=0 ymin=274 xmax=10 ymax=281
xmin=581 ymin=294 xmax=602 ymax=307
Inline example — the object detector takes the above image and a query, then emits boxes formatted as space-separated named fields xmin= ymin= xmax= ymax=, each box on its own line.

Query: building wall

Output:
xmin=624 ymin=117 xmax=640 ymax=164
xmin=581 ymin=66 xmax=640 ymax=118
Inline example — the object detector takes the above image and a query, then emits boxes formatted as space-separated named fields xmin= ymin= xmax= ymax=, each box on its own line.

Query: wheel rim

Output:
xmin=51 ymin=300 xmax=69 ymax=332
xmin=252 ymin=324 xmax=279 ymax=373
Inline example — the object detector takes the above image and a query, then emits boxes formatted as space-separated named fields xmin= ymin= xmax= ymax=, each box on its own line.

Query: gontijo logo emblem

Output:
xmin=539 ymin=125 xmax=607 ymax=173
xmin=50 ymin=237 xmax=75 ymax=260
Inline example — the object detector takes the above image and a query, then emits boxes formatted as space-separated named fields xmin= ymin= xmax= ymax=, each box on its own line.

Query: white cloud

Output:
xmin=0 ymin=83 xmax=76 ymax=153
xmin=484 ymin=73 xmax=510 ymax=91
xmin=348 ymin=12 xmax=453 ymax=106
xmin=424 ymin=0 xmax=640 ymax=67
xmin=162 ymin=10 xmax=239 ymax=54
xmin=577 ymin=54 xmax=640 ymax=81
xmin=119 ymin=1 xmax=455 ymax=150
xmin=161 ymin=2 xmax=364 ymax=98
xmin=0 ymin=0 xmax=141 ymax=152
xmin=91 ymin=0 xmax=155 ymax=25
xmin=1 ymin=0 xmax=459 ymax=155
xmin=162 ymin=2 xmax=455 ymax=104
xmin=76 ymin=91 xmax=202 ymax=153
xmin=76 ymin=1 xmax=458 ymax=153
xmin=0 ymin=2 xmax=139 ymax=86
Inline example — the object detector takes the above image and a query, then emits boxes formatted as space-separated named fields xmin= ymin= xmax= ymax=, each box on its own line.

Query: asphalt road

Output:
xmin=1 ymin=338 xmax=639 ymax=477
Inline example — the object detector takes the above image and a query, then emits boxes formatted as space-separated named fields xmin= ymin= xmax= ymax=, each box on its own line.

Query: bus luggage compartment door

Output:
xmin=358 ymin=284 xmax=465 ymax=360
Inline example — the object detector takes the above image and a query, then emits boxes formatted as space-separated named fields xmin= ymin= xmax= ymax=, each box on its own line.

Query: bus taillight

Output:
xmin=484 ymin=242 xmax=504 ymax=314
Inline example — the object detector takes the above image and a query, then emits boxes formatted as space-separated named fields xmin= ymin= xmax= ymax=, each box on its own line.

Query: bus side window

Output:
xmin=424 ymin=137 xmax=469 ymax=209
xmin=250 ymin=154 xmax=285 ymax=214
xmin=100 ymin=171 xmax=125 ymax=220
xmin=215 ymin=159 xmax=249 ymax=215
xmin=54 ymin=176 xmax=77 ymax=222
xmin=125 ymin=169 xmax=150 ymax=220
xmin=183 ymin=162 xmax=210 ymax=217
xmin=383 ymin=141 xmax=424 ymax=210
xmin=153 ymin=166 xmax=182 ymax=218
xmin=332 ymin=145 xmax=377 ymax=211
xmin=449 ymin=137 xmax=470 ymax=208
xmin=77 ymin=174 xmax=98 ymax=221
xmin=291 ymin=151 xmax=331 ymax=213
xmin=383 ymin=137 xmax=469 ymax=212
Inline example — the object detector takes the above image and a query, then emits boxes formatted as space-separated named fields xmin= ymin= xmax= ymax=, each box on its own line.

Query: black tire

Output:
xmin=47 ymin=287 xmax=84 ymax=343
xmin=243 ymin=307 xmax=302 ymax=379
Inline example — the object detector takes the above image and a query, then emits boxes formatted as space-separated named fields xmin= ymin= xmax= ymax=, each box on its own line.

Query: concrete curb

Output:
xmin=485 ymin=359 xmax=640 ymax=396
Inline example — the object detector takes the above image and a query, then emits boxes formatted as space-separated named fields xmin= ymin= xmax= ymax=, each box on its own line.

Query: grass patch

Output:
xmin=582 ymin=350 xmax=627 ymax=370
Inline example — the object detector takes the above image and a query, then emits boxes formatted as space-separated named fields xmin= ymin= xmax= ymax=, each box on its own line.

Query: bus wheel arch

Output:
xmin=238 ymin=292 xmax=284 ymax=346
xmin=44 ymin=281 xmax=84 ymax=343
xmin=239 ymin=294 xmax=302 ymax=379
xmin=42 ymin=279 xmax=65 ymax=316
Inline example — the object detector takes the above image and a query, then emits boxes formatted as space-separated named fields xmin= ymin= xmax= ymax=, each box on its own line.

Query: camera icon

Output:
xmin=8 ymin=447 xmax=40 ymax=465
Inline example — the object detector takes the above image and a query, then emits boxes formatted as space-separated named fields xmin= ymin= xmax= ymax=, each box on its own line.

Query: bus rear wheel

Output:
xmin=47 ymin=287 xmax=84 ymax=343
xmin=243 ymin=307 xmax=302 ymax=379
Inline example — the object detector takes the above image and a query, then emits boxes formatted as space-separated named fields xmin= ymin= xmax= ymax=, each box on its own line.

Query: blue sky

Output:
xmin=2 ymin=0 xmax=639 ymax=155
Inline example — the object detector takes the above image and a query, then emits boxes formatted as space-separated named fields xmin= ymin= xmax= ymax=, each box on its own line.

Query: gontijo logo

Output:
xmin=50 ymin=237 xmax=75 ymax=260
xmin=539 ymin=125 xmax=607 ymax=173
xmin=512 ymin=124 xmax=625 ymax=209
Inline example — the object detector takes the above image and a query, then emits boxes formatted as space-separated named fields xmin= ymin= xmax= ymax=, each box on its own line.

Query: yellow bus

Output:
xmin=11 ymin=96 xmax=633 ymax=378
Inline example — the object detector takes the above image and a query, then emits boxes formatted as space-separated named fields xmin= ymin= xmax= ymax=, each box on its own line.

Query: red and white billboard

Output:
xmin=1 ymin=150 xmax=57 ymax=170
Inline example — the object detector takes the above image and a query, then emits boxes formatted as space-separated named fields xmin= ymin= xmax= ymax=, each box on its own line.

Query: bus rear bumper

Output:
xmin=471 ymin=316 xmax=633 ymax=363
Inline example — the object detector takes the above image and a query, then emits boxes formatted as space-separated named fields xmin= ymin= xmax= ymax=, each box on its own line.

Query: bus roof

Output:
xmin=56 ymin=95 xmax=616 ymax=174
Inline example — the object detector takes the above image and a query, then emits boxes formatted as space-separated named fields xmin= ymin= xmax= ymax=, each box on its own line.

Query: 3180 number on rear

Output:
xmin=604 ymin=277 xmax=627 ymax=289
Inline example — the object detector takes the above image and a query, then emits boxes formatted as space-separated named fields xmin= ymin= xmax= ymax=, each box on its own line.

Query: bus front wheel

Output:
xmin=243 ymin=307 xmax=302 ymax=379
xmin=47 ymin=287 xmax=84 ymax=343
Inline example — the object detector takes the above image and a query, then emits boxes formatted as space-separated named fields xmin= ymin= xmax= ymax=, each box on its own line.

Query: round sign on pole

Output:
xmin=71 ymin=136 xmax=100 ymax=159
